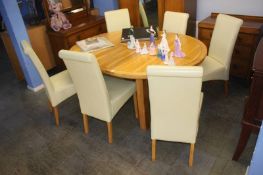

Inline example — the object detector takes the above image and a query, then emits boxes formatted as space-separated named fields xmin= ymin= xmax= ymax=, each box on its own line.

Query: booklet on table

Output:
xmin=76 ymin=37 xmax=114 ymax=52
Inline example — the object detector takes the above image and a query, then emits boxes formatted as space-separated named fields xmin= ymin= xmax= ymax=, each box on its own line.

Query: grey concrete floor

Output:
xmin=0 ymin=42 xmax=257 ymax=174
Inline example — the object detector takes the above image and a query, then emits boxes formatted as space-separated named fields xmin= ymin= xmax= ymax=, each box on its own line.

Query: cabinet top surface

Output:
xmin=199 ymin=15 xmax=263 ymax=34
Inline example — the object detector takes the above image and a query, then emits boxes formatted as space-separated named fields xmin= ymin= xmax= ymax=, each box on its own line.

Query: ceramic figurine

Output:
xmin=149 ymin=42 xmax=156 ymax=55
xmin=158 ymin=31 xmax=170 ymax=61
xmin=49 ymin=1 xmax=72 ymax=32
xmin=174 ymin=34 xmax=185 ymax=58
xmin=127 ymin=35 xmax=136 ymax=49
xmin=148 ymin=25 xmax=156 ymax=44
xmin=157 ymin=44 xmax=162 ymax=58
xmin=140 ymin=43 xmax=149 ymax=55
xmin=135 ymin=39 xmax=141 ymax=53
xmin=169 ymin=52 xmax=175 ymax=65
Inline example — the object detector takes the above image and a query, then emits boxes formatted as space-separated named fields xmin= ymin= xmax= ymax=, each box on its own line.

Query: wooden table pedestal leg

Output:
xmin=136 ymin=79 xmax=150 ymax=130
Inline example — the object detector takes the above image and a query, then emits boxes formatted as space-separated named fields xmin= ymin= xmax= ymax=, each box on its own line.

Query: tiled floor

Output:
xmin=0 ymin=41 xmax=257 ymax=174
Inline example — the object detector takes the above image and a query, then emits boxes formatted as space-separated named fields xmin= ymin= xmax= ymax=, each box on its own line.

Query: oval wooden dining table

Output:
xmin=70 ymin=31 xmax=207 ymax=130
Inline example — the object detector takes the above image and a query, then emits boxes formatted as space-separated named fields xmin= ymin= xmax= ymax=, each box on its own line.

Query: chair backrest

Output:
xmin=163 ymin=11 xmax=189 ymax=35
xmin=21 ymin=40 xmax=54 ymax=99
xmin=147 ymin=66 xmax=203 ymax=143
xmin=139 ymin=1 xmax=149 ymax=27
xmin=104 ymin=8 xmax=131 ymax=32
xmin=209 ymin=14 xmax=243 ymax=69
xmin=58 ymin=50 xmax=112 ymax=121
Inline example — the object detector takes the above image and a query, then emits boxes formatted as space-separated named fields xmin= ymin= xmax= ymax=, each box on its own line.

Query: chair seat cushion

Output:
xmin=104 ymin=75 xmax=136 ymax=117
xmin=50 ymin=70 xmax=76 ymax=106
xmin=201 ymin=56 xmax=226 ymax=82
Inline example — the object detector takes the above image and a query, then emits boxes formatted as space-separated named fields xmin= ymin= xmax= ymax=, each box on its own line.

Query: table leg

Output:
xmin=136 ymin=79 xmax=150 ymax=130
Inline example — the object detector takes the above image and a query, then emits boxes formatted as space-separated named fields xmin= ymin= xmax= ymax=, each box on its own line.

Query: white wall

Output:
xmin=197 ymin=0 xmax=263 ymax=21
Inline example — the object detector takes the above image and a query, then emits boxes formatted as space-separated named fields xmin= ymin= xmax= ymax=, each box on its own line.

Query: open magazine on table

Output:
xmin=76 ymin=37 xmax=114 ymax=52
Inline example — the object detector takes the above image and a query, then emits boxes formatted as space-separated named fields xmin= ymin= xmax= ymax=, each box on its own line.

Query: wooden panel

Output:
xmin=165 ymin=0 xmax=184 ymax=12
xmin=118 ymin=0 xmax=141 ymax=27
xmin=157 ymin=0 xmax=196 ymax=36
xmin=157 ymin=0 xmax=165 ymax=30
xmin=28 ymin=25 xmax=55 ymax=70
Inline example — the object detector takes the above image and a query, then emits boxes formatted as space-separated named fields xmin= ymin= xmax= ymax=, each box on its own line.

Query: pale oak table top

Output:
xmin=70 ymin=31 xmax=207 ymax=79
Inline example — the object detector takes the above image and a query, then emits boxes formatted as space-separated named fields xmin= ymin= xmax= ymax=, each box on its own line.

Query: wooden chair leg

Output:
xmin=48 ymin=100 xmax=53 ymax=112
xmin=152 ymin=139 xmax=156 ymax=161
xmin=107 ymin=122 xmax=113 ymax=144
xmin=53 ymin=106 xmax=59 ymax=127
xmin=189 ymin=143 xmax=195 ymax=167
xmin=133 ymin=93 xmax=139 ymax=119
xmin=82 ymin=114 xmax=89 ymax=134
xmin=232 ymin=124 xmax=252 ymax=161
xmin=224 ymin=80 xmax=229 ymax=96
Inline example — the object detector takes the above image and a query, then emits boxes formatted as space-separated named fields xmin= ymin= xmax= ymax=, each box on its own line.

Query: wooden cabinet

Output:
xmin=47 ymin=15 xmax=106 ymax=70
xmin=157 ymin=0 xmax=197 ymax=36
xmin=232 ymin=38 xmax=263 ymax=161
xmin=198 ymin=13 xmax=263 ymax=80
xmin=0 ymin=24 xmax=56 ymax=80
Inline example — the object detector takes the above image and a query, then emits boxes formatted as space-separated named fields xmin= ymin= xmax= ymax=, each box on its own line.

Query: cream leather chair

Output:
xmin=104 ymin=8 xmax=131 ymax=32
xmin=59 ymin=50 xmax=136 ymax=143
xmin=163 ymin=11 xmax=189 ymax=34
xmin=200 ymin=14 xmax=243 ymax=95
xmin=139 ymin=1 xmax=149 ymax=27
xmin=21 ymin=40 xmax=76 ymax=127
xmin=147 ymin=66 xmax=203 ymax=167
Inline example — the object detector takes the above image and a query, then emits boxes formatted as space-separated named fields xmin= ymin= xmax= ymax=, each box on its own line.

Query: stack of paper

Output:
xmin=76 ymin=37 xmax=114 ymax=52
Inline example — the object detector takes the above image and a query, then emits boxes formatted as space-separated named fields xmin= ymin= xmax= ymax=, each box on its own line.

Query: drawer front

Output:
xmin=232 ymin=45 xmax=252 ymax=58
xmin=198 ymin=28 xmax=213 ymax=40
xmin=236 ymin=33 xmax=256 ymax=46
xmin=230 ymin=56 xmax=251 ymax=78
xmin=67 ymin=23 xmax=106 ymax=47
xmin=199 ymin=39 xmax=210 ymax=50
xmin=230 ymin=45 xmax=253 ymax=78
xmin=79 ymin=23 xmax=106 ymax=39
xmin=199 ymin=28 xmax=256 ymax=46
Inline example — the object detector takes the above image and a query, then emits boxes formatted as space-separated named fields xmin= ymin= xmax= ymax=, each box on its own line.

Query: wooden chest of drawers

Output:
xmin=47 ymin=15 xmax=106 ymax=70
xmin=198 ymin=13 xmax=263 ymax=80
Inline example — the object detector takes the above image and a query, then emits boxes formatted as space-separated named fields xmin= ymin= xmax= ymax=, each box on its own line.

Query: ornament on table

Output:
xmin=174 ymin=34 xmax=185 ymax=58
xmin=127 ymin=35 xmax=136 ymax=49
xmin=149 ymin=42 xmax=157 ymax=55
xmin=168 ymin=52 xmax=175 ymax=65
xmin=164 ymin=52 xmax=175 ymax=65
xmin=157 ymin=45 xmax=162 ymax=58
xmin=163 ymin=50 xmax=170 ymax=64
xmin=147 ymin=26 xmax=157 ymax=55
xmin=135 ymin=39 xmax=141 ymax=53
xmin=140 ymin=43 xmax=149 ymax=55
xmin=147 ymin=25 xmax=156 ymax=45
xmin=158 ymin=31 xmax=170 ymax=61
